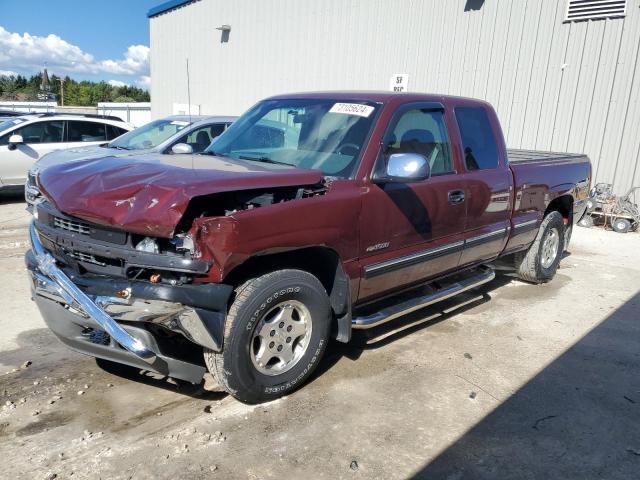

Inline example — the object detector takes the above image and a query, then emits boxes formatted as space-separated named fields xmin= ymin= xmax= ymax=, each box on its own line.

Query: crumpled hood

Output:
xmin=38 ymin=153 xmax=323 ymax=237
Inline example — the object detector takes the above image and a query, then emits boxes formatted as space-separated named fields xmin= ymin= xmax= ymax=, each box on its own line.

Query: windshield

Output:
xmin=109 ymin=118 xmax=191 ymax=150
xmin=205 ymin=99 xmax=379 ymax=178
xmin=0 ymin=117 xmax=27 ymax=133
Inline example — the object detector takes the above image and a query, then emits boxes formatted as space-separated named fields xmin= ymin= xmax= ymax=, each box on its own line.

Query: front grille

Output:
xmin=54 ymin=216 xmax=91 ymax=235
xmin=66 ymin=250 xmax=106 ymax=266
xmin=82 ymin=328 xmax=111 ymax=346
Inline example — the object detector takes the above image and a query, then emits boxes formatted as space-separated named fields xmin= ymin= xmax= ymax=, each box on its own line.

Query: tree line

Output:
xmin=0 ymin=73 xmax=150 ymax=105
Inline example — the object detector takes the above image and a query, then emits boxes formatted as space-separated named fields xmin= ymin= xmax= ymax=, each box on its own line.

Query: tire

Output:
xmin=578 ymin=215 xmax=594 ymax=228
xmin=563 ymin=222 xmax=573 ymax=252
xmin=514 ymin=211 xmax=565 ymax=284
xmin=612 ymin=218 xmax=631 ymax=233
xmin=204 ymin=269 xmax=331 ymax=404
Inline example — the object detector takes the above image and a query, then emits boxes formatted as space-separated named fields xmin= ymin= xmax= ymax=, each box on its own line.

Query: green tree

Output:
xmin=0 ymin=72 xmax=150 ymax=104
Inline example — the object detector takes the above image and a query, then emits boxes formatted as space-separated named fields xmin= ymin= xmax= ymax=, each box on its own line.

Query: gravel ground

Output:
xmin=0 ymin=192 xmax=639 ymax=480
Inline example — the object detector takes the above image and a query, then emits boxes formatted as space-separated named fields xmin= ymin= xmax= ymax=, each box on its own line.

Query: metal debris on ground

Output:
xmin=579 ymin=183 xmax=639 ymax=233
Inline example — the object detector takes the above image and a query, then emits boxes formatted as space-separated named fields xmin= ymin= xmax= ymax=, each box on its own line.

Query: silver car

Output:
xmin=25 ymin=115 xmax=237 ymax=205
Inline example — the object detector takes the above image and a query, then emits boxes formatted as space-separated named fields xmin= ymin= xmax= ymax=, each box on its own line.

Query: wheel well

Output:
xmin=545 ymin=194 xmax=573 ymax=223
xmin=224 ymin=247 xmax=350 ymax=317
xmin=224 ymin=247 xmax=352 ymax=343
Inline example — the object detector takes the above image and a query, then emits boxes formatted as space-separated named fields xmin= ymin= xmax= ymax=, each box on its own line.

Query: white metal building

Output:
xmin=149 ymin=0 xmax=640 ymax=192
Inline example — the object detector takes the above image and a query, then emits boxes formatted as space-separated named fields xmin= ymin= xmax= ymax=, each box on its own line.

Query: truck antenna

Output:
xmin=186 ymin=57 xmax=192 ymax=125
xmin=186 ymin=57 xmax=193 ymax=168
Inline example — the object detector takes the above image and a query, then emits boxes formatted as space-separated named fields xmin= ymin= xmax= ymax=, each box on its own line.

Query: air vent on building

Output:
xmin=565 ymin=0 xmax=627 ymax=22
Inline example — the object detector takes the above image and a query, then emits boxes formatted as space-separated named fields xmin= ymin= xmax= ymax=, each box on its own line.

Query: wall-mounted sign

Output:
xmin=173 ymin=103 xmax=201 ymax=115
xmin=389 ymin=74 xmax=409 ymax=92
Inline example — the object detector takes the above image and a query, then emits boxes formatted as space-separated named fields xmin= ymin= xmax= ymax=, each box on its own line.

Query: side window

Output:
xmin=13 ymin=121 xmax=64 ymax=144
xmin=209 ymin=123 xmax=226 ymax=140
xmin=386 ymin=109 xmax=453 ymax=175
xmin=106 ymin=125 xmax=127 ymax=140
xmin=67 ymin=121 xmax=107 ymax=142
xmin=173 ymin=125 xmax=215 ymax=153
xmin=454 ymin=107 xmax=499 ymax=171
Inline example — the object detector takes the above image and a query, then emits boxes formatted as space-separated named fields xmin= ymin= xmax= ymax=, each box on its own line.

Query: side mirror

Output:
xmin=375 ymin=153 xmax=430 ymax=183
xmin=8 ymin=134 xmax=23 ymax=151
xmin=171 ymin=143 xmax=193 ymax=154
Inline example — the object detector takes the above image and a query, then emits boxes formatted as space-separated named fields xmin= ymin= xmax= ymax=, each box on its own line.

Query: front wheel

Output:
xmin=514 ymin=211 xmax=565 ymax=284
xmin=204 ymin=269 xmax=331 ymax=404
xmin=578 ymin=215 xmax=594 ymax=228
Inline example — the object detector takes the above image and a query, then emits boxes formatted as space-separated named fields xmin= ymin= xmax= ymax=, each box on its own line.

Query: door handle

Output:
xmin=448 ymin=190 xmax=465 ymax=205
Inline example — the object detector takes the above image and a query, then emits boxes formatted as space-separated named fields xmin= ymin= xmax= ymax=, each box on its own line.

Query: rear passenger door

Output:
xmin=358 ymin=103 xmax=467 ymax=300
xmin=453 ymin=105 xmax=512 ymax=267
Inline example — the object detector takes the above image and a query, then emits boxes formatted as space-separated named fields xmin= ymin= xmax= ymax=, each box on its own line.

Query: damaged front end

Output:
xmin=26 ymin=153 xmax=331 ymax=382
xmin=26 ymin=201 xmax=234 ymax=383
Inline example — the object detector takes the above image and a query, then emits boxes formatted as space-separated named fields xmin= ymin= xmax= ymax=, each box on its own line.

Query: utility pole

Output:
xmin=59 ymin=78 xmax=65 ymax=106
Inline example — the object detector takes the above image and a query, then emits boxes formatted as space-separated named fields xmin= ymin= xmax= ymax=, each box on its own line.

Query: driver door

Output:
xmin=0 ymin=120 xmax=64 ymax=185
xmin=358 ymin=103 xmax=466 ymax=301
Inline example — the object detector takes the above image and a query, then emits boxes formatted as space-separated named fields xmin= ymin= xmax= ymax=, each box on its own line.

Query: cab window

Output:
xmin=454 ymin=107 xmax=499 ymax=170
xmin=386 ymin=109 xmax=453 ymax=175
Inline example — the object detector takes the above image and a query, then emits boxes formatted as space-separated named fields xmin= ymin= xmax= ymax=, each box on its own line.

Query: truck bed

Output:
xmin=507 ymin=149 xmax=587 ymax=164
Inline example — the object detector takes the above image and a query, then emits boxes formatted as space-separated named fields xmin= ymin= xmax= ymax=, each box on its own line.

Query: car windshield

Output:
xmin=0 ymin=117 xmax=27 ymax=133
xmin=204 ymin=99 xmax=379 ymax=178
xmin=109 ymin=118 xmax=191 ymax=150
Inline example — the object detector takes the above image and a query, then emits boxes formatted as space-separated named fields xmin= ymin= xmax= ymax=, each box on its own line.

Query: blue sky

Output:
xmin=1 ymin=0 xmax=160 ymax=89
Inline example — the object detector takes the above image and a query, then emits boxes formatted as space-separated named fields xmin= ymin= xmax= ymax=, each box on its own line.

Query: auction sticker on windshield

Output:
xmin=329 ymin=103 xmax=375 ymax=117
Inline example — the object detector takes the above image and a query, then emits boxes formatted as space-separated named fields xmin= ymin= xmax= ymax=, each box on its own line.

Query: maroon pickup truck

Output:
xmin=26 ymin=92 xmax=591 ymax=403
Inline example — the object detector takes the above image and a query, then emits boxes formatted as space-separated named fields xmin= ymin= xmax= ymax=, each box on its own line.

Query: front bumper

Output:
xmin=26 ymin=221 xmax=233 ymax=383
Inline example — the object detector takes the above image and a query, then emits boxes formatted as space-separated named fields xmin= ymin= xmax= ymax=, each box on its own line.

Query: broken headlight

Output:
xmin=135 ymin=237 xmax=159 ymax=254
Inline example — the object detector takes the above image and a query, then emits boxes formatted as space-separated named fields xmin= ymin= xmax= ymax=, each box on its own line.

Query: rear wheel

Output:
xmin=515 ymin=211 xmax=565 ymax=284
xmin=204 ymin=269 xmax=331 ymax=404
xmin=612 ymin=218 xmax=631 ymax=233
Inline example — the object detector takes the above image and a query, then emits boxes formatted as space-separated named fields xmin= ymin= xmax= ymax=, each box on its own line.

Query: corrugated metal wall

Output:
xmin=150 ymin=0 xmax=640 ymax=192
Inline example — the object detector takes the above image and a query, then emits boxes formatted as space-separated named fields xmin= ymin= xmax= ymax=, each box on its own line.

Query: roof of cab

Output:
xmin=265 ymin=91 xmax=493 ymax=108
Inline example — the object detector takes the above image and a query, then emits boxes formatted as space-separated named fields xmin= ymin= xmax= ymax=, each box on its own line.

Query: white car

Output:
xmin=24 ymin=115 xmax=237 ymax=205
xmin=0 ymin=113 xmax=132 ymax=192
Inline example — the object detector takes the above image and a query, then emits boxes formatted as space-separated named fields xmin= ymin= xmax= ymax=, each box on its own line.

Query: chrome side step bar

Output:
xmin=352 ymin=266 xmax=495 ymax=330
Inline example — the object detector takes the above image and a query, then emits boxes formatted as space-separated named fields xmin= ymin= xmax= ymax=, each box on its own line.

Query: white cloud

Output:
xmin=0 ymin=69 xmax=17 ymax=77
xmin=136 ymin=75 xmax=151 ymax=90
xmin=100 ymin=45 xmax=149 ymax=76
xmin=108 ymin=79 xmax=128 ymax=88
xmin=0 ymin=26 xmax=149 ymax=81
